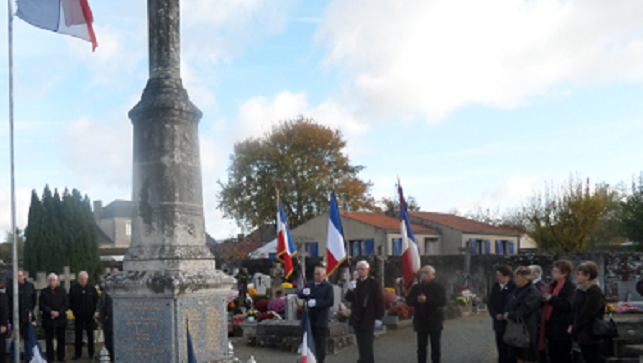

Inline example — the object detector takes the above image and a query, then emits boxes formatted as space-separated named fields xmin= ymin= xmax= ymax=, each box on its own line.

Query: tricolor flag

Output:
xmin=27 ymin=323 xmax=46 ymax=363
xmin=276 ymin=197 xmax=297 ymax=278
xmin=300 ymin=309 xmax=318 ymax=363
xmin=326 ymin=190 xmax=347 ymax=277
xmin=187 ymin=326 xmax=197 ymax=363
xmin=399 ymin=181 xmax=421 ymax=290
xmin=16 ymin=0 xmax=98 ymax=51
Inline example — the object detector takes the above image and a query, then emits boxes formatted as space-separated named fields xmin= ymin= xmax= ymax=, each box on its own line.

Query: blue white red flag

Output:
xmin=276 ymin=197 xmax=297 ymax=278
xmin=300 ymin=310 xmax=318 ymax=363
xmin=16 ymin=0 xmax=98 ymax=51
xmin=326 ymin=190 xmax=347 ymax=277
xmin=187 ymin=326 xmax=197 ymax=363
xmin=27 ymin=323 xmax=46 ymax=363
xmin=398 ymin=181 xmax=421 ymax=290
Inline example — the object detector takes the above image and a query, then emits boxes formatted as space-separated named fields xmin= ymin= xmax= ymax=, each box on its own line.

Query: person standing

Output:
xmin=528 ymin=265 xmax=547 ymax=295
xmin=0 ymin=283 xmax=8 ymax=363
xmin=569 ymin=262 xmax=605 ymax=363
xmin=345 ymin=261 xmax=384 ymax=363
xmin=98 ymin=288 xmax=114 ymax=361
xmin=40 ymin=273 xmax=69 ymax=362
xmin=539 ymin=260 xmax=575 ymax=363
xmin=69 ymin=271 xmax=99 ymax=360
xmin=406 ymin=265 xmax=446 ymax=363
xmin=7 ymin=268 xmax=36 ymax=362
xmin=504 ymin=267 xmax=541 ymax=363
xmin=489 ymin=265 xmax=517 ymax=363
xmin=298 ymin=266 xmax=334 ymax=363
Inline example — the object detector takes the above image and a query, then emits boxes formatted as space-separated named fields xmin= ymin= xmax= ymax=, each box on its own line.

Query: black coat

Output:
xmin=7 ymin=281 xmax=36 ymax=324
xmin=406 ymin=281 xmax=446 ymax=332
xmin=298 ymin=280 xmax=334 ymax=328
xmin=543 ymin=278 xmax=576 ymax=342
xmin=505 ymin=283 xmax=541 ymax=354
xmin=99 ymin=293 xmax=113 ymax=333
xmin=0 ymin=292 xmax=8 ymax=328
xmin=69 ymin=283 xmax=99 ymax=319
xmin=570 ymin=282 xmax=604 ymax=345
xmin=488 ymin=280 xmax=516 ymax=332
xmin=344 ymin=277 xmax=384 ymax=330
xmin=39 ymin=286 xmax=69 ymax=328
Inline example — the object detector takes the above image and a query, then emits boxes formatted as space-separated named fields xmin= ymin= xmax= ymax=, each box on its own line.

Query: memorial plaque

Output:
xmin=177 ymin=295 xmax=228 ymax=362
xmin=114 ymin=299 xmax=174 ymax=362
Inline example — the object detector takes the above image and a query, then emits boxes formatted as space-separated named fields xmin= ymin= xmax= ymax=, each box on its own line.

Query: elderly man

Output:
xmin=69 ymin=271 xmax=99 ymax=360
xmin=406 ymin=266 xmax=446 ymax=363
xmin=529 ymin=265 xmax=547 ymax=294
xmin=298 ymin=266 xmax=334 ymax=363
xmin=40 ymin=273 xmax=69 ymax=362
xmin=7 ymin=268 xmax=36 ymax=361
xmin=345 ymin=261 xmax=384 ymax=363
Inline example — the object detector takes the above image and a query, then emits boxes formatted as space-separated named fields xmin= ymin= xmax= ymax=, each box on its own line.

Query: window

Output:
xmin=424 ymin=238 xmax=438 ymax=255
xmin=392 ymin=238 xmax=402 ymax=256
xmin=349 ymin=240 xmax=363 ymax=256
xmin=125 ymin=222 xmax=131 ymax=236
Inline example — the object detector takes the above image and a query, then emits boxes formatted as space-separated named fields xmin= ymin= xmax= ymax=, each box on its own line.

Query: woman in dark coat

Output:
xmin=569 ymin=261 xmax=605 ymax=363
xmin=504 ymin=266 xmax=541 ymax=363
xmin=539 ymin=260 xmax=576 ymax=363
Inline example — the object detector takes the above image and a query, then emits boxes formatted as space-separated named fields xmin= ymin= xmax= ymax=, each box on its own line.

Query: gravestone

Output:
xmin=339 ymin=268 xmax=351 ymax=299
xmin=252 ymin=273 xmax=270 ymax=295
xmin=330 ymin=285 xmax=342 ymax=312
xmin=269 ymin=262 xmax=285 ymax=300
xmin=60 ymin=266 xmax=76 ymax=291
xmin=284 ymin=294 xmax=303 ymax=321
xmin=617 ymin=280 xmax=643 ymax=302
xmin=105 ymin=1 xmax=235 ymax=362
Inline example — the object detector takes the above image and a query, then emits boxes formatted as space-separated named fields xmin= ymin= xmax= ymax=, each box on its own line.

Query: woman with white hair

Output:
xmin=39 ymin=273 xmax=69 ymax=362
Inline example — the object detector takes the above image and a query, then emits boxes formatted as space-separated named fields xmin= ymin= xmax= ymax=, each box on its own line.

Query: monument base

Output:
xmin=107 ymin=269 xmax=235 ymax=363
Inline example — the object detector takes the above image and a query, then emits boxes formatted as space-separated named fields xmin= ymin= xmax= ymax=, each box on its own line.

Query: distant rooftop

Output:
xmin=100 ymin=200 xmax=132 ymax=219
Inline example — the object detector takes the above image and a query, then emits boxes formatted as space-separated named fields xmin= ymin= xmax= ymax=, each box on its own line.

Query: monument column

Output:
xmin=107 ymin=0 xmax=235 ymax=362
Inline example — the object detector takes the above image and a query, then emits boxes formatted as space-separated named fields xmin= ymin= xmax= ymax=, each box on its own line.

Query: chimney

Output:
xmin=93 ymin=200 xmax=103 ymax=221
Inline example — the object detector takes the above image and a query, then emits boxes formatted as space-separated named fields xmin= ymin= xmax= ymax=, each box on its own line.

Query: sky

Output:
xmin=1 ymin=0 xmax=643 ymax=240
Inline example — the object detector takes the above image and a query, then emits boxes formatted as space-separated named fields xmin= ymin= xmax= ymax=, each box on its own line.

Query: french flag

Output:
xmin=326 ymin=191 xmax=347 ymax=277
xmin=16 ymin=0 xmax=98 ymax=51
xmin=301 ymin=309 xmax=318 ymax=363
xmin=27 ymin=323 xmax=46 ymax=363
xmin=276 ymin=197 xmax=297 ymax=278
xmin=399 ymin=181 xmax=421 ymax=290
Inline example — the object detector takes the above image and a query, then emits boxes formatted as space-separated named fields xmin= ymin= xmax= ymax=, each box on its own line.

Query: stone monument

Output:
xmin=235 ymin=267 xmax=251 ymax=310
xmin=106 ymin=1 xmax=235 ymax=362
xmin=269 ymin=262 xmax=285 ymax=300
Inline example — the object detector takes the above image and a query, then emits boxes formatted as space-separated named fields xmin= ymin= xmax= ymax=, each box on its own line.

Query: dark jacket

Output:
xmin=344 ymin=277 xmax=384 ymax=330
xmin=0 ymin=292 xmax=8 ymax=329
xmin=505 ymin=283 xmax=541 ymax=353
xmin=406 ymin=280 xmax=446 ymax=332
xmin=69 ymin=283 xmax=99 ymax=319
xmin=533 ymin=279 xmax=548 ymax=295
xmin=298 ymin=280 xmax=334 ymax=328
xmin=544 ymin=278 xmax=576 ymax=342
xmin=570 ymin=281 xmax=604 ymax=345
xmin=488 ymin=280 xmax=516 ymax=332
xmin=98 ymin=293 xmax=113 ymax=333
xmin=39 ymin=286 xmax=69 ymax=328
xmin=7 ymin=281 xmax=36 ymax=324
xmin=636 ymin=279 xmax=643 ymax=297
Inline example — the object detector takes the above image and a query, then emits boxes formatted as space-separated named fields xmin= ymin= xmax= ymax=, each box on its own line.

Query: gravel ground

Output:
xmin=233 ymin=314 xmax=497 ymax=363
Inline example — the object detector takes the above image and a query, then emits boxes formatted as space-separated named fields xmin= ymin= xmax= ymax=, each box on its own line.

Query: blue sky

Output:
xmin=1 ymin=0 xmax=643 ymax=239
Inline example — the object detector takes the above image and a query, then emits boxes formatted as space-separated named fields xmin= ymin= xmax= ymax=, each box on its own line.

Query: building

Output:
xmin=94 ymin=200 xmax=133 ymax=257
xmin=290 ymin=210 xmax=522 ymax=257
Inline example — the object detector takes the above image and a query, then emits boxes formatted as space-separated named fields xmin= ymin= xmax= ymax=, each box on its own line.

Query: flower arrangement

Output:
xmin=615 ymin=303 xmax=642 ymax=314
xmin=254 ymin=300 xmax=269 ymax=312
xmin=384 ymin=287 xmax=396 ymax=294
xmin=388 ymin=305 xmax=414 ymax=320
xmin=66 ymin=310 xmax=75 ymax=320
xmin=246 ymin=309 xmax=260 ymax=318
xmin=292 ymin=281 xmax=298 ymax=288
xmin=252 ymin=294 xmax=269 ymax=304
xmin=226 ymin=290 xmax=239 ymax=303
xmin=282 ymin=282 xmax=293 ymax=289
xmin=231 ymin=314 xmax=246 ymax=325
xmin=267 ymin=298 xmax=286 ymax=313
xmin=455 ymin=296 xmax=468 ymax=306
xmin=605 ymin=304 xmax=617 ymax=313
xmin=605 ymin=295 xmax=619 ymax=303
xmin=227 ymin=301 xmax=236 ymax=308
xmin=384 ymin=292 xmax=398 ymax=307
xmin=334 ymin=310 xmax=351 ymax=322
xmin=257 ymin=311 xmax=282 ymax=322
xmin=248 ymin=287 xmax=259 ymax=297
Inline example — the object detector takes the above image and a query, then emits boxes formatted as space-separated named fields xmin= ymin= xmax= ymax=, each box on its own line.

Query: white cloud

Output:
xmin=0 ymin=188 xmax=33 ymax=233
xmin=317 ymin=0 xmax=643 ymax=121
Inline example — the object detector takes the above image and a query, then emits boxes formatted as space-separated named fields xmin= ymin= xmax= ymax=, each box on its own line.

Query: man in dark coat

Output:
xmin=40 ymin=273 xmax=69 ymax=362
xmin=637 ymin=279 xmax=643 ymax=297
xmin=345 ymin=260 xmax=384 ymax=363
xmin=488 ymin=265 xmax=517 ymax=363
xmin=406 ymin=265 xmax=446 ymax=363
xmin=0 ymin=284 xmax=8 ymax=362
xmin=98 ymin=289 xmax=114 ymax=361
xmin=298 ymin=266 xmax=334 ymax=363
xmin=69 ymin=271 xmax=99 ymax=360
xmin=7 ymin=268 xmax=36 ymax=361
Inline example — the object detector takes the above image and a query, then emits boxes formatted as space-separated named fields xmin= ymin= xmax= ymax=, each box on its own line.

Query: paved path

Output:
xmin=233 ymin=314 xmax=497 ymax=363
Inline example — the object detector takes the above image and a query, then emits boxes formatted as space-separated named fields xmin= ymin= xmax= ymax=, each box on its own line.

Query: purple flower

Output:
xmin=267 ymin=298 xmax=285 ymax=313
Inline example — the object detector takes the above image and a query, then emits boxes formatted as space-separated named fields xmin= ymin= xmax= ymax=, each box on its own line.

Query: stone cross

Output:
xmin=269 ymin=262 xmax=285 ymax=300
xmin=458 ymin=247 xmax=476 ymax=287
xmin=235 ymin=267 xmax=251 ymax=310
xmin=60 ymin=266 xmax=76 ymax=291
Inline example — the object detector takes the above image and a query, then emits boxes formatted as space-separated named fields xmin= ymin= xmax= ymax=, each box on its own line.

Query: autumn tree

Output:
xmin=217 ymin=117 xmax=378 ymax=231
xmin=0 ymin=228 xmax=25 ymax=262
xmin=618 ymin=173 xmax=643 ymax=245
xmin=379 ymin=195 xmax=420 ymax=215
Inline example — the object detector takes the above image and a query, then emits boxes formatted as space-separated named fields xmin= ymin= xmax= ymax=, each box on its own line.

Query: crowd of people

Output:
xmin=490 ymin=261 xmax=608 ymax=363
xmin=0 ymin=269 xmax=114 ymax=363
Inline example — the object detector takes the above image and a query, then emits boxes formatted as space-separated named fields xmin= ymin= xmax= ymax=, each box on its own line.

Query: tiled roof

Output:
xmin=213 ymin=242 xmax=264 ymax=259
xmin=408 ymin=211 xmax=521 ymax=236
xmin=342 ymin=212 xmax=438 ymax=233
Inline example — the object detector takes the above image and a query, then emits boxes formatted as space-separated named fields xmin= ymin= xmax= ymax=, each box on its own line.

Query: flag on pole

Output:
xmin=27 ymin=323 xmax=46 ymax=363
xmin=187 ymin=326 xmax=197 ymax=363
xmin=326 ymin=190 xmax=347 ymax=277
xmin=300 ymin=309 xmax=318 ymax=363
xmin=16 ymin=0 xmax=98 ymax=51
xmin=398 ymin=180 xmax=421 ymax=290
xmin=276 ymin=197 xmax=297 ymax=278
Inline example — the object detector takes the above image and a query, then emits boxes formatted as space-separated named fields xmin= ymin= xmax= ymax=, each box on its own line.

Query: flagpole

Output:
xmin=6 ymin=0 xmax=20 ymax=362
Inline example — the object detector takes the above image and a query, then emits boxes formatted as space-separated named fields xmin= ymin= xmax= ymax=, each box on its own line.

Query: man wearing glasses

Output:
xmin=345 ymin=261 xmax=384 ymax=363
xmin=406 ymin=265 xmax=446 ymax=363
